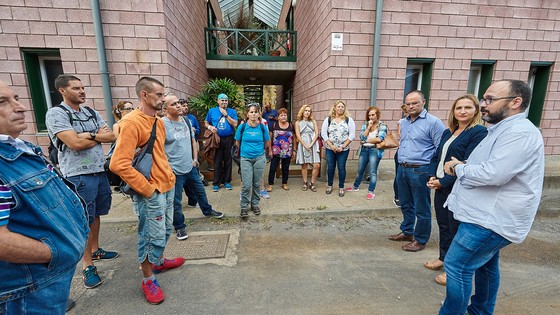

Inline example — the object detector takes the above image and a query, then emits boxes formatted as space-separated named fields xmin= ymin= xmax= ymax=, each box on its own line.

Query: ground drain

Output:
xmin=165 ymin=232 xmax=230 ymax=260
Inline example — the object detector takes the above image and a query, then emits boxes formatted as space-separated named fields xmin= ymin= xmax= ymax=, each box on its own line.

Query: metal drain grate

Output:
xmin=165 ymin=233 xmax=230 ymax=260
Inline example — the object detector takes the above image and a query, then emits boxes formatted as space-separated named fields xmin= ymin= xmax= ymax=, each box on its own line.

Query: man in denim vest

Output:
xmin=46 ymin=74 xmax=118 ymax=289
xmin=0 ymin=80 xmax=89 ymax=313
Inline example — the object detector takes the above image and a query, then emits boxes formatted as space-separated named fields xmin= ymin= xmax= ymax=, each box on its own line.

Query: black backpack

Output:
xmin=48 ymin=104 xmax=98 ymax=153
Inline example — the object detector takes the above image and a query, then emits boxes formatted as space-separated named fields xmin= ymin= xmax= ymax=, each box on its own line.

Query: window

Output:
xmin=467 ymin=60 xmax=495 ymax=99
xmin=527 ymin=62 xmax=553 ymax=127
xmin=405 ymin=59 xmax=433 ymax=108
xmin=22 ymin=49 xmax=63 ymax=132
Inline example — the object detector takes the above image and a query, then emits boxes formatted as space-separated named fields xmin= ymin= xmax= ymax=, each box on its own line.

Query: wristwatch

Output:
xmin=89 ymin=132 xmax=97 ymax=140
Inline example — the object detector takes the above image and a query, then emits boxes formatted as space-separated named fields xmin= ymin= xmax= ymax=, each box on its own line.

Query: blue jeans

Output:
xmin=0 ymin=267 xmax=74 ymax=315
xmin=353 ymin=146 xmax=380 ymax=192
xmin=240 ymin=154 xmax=265 ymax=210
xmin=183 ymin=167 xmax=199 ymax=206
xmin=325 ymin=148 xmax=350 ymax=188
xmin=132 ymin=189 xmax=174 ymax=264
xmin=173 ymin=169 xmax=216 ymax=230
xmin=67 ymin=172 xmax=112 ymax=225
xmin=439 ymin=223 xmax=511 ymax=315
xmin=396 ymin=164 xmax=431 ymax=244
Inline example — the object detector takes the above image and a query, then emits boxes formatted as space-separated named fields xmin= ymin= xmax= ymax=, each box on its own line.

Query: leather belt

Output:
xmin=399 ymin=163 xmax=425 ymax=168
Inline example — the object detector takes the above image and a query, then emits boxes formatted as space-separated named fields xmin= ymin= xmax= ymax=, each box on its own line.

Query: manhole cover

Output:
xmin=165 ymin=233 xmax=230 ymax=260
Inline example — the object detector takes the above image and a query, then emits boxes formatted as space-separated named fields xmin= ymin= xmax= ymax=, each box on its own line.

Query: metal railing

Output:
xmin=205 ymin=27 xmax=297 ymax=62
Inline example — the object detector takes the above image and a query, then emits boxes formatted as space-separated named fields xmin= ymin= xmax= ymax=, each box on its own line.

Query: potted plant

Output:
xmin=188 ymin=77 xmax=247 ymax=118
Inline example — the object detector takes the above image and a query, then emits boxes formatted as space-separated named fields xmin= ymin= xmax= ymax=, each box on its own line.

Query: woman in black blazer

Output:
xmin=424 ymin=94 xmax=488 ymax=286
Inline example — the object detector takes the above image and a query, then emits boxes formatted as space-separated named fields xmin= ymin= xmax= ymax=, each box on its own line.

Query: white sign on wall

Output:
xmin=331 ymin=33 xmax=343 ymax=51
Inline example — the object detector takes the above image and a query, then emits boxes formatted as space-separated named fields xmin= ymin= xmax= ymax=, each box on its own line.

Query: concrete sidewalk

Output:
xmin=104 ymin=156 xmax=560 ymax=223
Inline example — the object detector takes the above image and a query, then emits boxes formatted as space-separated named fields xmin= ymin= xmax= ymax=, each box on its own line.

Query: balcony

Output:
xmin=204 ymin=27 xmax=297 ymax=85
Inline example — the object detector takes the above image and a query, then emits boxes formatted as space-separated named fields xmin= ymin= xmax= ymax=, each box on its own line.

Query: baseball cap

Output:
xmin=217 ymin=93 xmax=228 ymax=100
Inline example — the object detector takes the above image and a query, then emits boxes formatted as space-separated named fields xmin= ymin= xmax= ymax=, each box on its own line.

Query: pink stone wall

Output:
xmin=2 ymin=0 xmax=560 ymax=155
xmin=162 ymin=0 xmax=209 ymax=100
xmin=0 ymin=0 xmax=209 ymax=149
xmin=292 ymin=0 xmax=560 ymax=156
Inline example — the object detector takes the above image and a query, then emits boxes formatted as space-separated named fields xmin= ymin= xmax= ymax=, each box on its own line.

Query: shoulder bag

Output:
xmin=120 ymin=119 xmax=158 ymax=196
xmin=376 ymin=124 xmax=399 ymax=150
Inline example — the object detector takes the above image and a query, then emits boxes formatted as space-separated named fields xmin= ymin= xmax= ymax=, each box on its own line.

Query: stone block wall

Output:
xmin=0 ymin=0 xmax=209 ymax=147
xmin=292 ymin=0 xmax=560 ymax=156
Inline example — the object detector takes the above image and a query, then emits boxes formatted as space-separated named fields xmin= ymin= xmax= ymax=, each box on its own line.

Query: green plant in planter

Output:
xmin=188 ymin=78 xmax=247 ymax=119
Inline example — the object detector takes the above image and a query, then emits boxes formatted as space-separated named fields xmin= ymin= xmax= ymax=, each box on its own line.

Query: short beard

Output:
xmin=482 ymin=104 xmax=508 ymax=124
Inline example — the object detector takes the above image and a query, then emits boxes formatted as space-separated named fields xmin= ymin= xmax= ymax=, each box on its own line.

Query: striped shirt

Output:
xmin=0 ymin=185 xmax=12 ymax=227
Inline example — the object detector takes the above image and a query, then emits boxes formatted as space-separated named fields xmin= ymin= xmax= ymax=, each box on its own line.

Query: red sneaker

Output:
xmin=141 ymin=279 xmax=165 ymax=304
xmin=152 ymin=257 xmax=185 ymax=274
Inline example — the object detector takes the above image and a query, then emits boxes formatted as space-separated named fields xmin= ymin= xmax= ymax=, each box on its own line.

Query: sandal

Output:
xmin=309 ymin=183 xmax=317 ymax=192
xmin=435 ymin=272 xmax=447 ymax=286
xmin=424 ymin=259 xmax=444 ymax=271
xmin=338 ymin=188 xmax=345 ymax=197
xmin=326 ymin=186 xmax=332 ymax=194
xmin=302 ymin=182 xmax=308 ymax=191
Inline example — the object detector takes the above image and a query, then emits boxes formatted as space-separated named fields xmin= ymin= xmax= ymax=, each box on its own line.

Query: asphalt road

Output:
xmin=67 ymin=214 xmax=560 ymax=315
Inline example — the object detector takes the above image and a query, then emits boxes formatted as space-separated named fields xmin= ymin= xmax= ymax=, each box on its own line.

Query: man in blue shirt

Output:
xmin=262 ymin=101 xmax=278 ymax=128
xmin=388 ymin=90 xmax=445 ymax=252
xmin=180 ymin=99 xmax=200 ymax=140
xmin=204 ymin=93 xmax=238 ymax=192
xmin=439 ymin=80 xmax=544 ymax=315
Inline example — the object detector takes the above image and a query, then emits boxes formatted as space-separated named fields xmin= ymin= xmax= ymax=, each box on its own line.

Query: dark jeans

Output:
xmin=173 ymin=169 xmax=216 ymax=230
xmin=396 ymin=164 xmax=431 ymax=244
xmin=183 ymin=167 xmax=199 ymax=206
xmin=268 ymin=156 xmax=291 ymax=185
xmin=325 ymin=148 xmax=350 ymax=188
xmin=393 ymin=150 xmax=399 ymax=199
xmin=434 ymin=188 xmax=460 ymax=261
xmin=213 ymin=135 xmax=234 ymax=186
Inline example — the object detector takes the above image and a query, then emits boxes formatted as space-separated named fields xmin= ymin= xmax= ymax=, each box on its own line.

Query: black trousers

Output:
xmin=268 ymin=156 xmax=290 ymax=185
xmin=213 ymin=135 xmax=234 ymax=186
xmin=434 ymin=188 xmax=461 ymax=261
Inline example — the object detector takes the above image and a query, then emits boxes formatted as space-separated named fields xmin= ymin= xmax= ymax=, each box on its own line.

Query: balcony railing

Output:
xmin=205 ymin=27 xmax=297 ymax=62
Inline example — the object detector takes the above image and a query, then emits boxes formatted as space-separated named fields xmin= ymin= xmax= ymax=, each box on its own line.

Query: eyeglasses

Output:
xmin=404 ymin=101 xmax=420 ymax=106
xmin=122 ymin=107 xmax=133 ymax=111
xmin=480 ymin=96 xmax=516 ymax=105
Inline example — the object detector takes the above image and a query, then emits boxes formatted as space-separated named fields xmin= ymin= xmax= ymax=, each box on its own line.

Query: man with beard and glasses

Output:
xmin=110 ymin=77 xmax=184 ymax=305
xmin=438 ymin=80 xmax=544 ymax=315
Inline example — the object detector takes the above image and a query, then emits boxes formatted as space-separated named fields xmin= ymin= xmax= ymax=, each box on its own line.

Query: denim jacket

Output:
xmin=0 ymin=141 xmax=89 ymax=303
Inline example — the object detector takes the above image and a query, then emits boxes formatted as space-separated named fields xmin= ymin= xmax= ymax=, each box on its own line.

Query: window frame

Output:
xmin=21 ymin=48 xmax=63 ymax=132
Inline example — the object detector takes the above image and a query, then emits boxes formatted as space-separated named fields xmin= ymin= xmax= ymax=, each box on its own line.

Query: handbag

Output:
xmin=376 ymin=125 xmax=399 ymax=150
xmin=120 ymin=119 xmax=158 ymax=196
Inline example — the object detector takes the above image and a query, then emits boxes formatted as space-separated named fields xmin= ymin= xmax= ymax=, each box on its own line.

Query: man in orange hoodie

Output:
xmin=110 ymin=77 xmax=184 ymax=305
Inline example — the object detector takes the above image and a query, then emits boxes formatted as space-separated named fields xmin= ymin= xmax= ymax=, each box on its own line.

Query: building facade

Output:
xmin=1 ymin=0 xmax=559 ymax=155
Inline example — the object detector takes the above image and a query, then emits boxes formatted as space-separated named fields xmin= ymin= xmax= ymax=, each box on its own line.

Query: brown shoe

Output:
xmin=402 ymin=240 xmax=426 ymax=252
xmin=282 ymin=184 xmax=289 ymax=190
xmin=388 ymin=232 xmax=413 ymax=242
xmin=266 ymin=185 xmax=273 ymax=192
